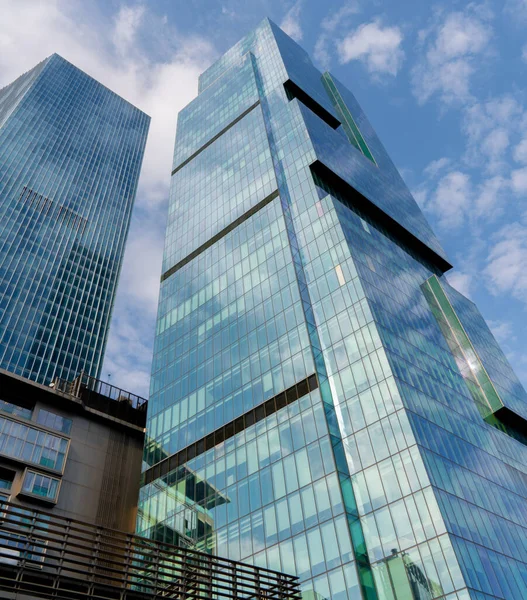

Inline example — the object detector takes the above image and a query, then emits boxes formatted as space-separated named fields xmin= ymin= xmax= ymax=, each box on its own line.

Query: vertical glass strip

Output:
xmin=322 ymin=72 xmax=376 ymax=165
xmin=422 ymin=276 xmax=503 ymax=416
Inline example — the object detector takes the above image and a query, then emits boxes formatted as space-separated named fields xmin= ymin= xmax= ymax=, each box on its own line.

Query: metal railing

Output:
xmin=53 ymin=371 xmax=148 ymax=428
xmin=0 ymin=501 xmax=301 ymax=600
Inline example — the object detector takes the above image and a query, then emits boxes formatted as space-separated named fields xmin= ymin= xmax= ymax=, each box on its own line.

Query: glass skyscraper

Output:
xmin=0 ymin=54 xmax=149 ymax=384
xmin=138 ymin=19 xmax=527 ymax=600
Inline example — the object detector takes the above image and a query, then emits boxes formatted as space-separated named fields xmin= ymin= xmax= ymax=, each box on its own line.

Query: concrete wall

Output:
xmin=0 ymin=370 xmax=144 ymax=533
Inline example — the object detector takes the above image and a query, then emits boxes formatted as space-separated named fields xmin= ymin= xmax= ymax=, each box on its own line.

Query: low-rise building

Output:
xmin=0 ymin=369 xmax=146 ymax=532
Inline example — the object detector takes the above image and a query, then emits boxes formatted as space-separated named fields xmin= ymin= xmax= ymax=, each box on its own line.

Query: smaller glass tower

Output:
xmin=0 ymin=54 xmax=150 ymax=385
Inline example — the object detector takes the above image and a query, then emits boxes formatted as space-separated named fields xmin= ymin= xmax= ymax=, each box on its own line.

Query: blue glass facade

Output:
xmin=139 ymin=19 xmax=527 ymax=600
xmin=0 ymin=55 xmax=149 ymax=384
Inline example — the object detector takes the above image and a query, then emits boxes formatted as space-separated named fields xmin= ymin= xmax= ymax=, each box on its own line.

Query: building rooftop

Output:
xmin=0 ymin=369 xmax=147 ymax=431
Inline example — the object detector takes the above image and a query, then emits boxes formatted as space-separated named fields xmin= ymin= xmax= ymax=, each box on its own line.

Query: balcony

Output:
xmin=52 ymin=372 xmax=148 ymax=428
xmin=0 ymin=500 xmax=301 ymax=600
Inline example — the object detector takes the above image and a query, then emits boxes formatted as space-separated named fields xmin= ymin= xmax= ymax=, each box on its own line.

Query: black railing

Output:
xmin=0 ymin=501 xmax=301 ymax=600
xmin=53 ymin=372 xmax=147 ymax=428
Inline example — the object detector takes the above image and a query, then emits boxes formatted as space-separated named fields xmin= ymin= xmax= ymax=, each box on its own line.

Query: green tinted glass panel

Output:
xmin=322 ymin=72 xmax=376 ymax=164
xmin=423 ymin=276 xmax=503 ymax=415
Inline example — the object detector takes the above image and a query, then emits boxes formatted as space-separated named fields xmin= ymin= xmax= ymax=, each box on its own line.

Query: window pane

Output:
xmin=22 ymin=470 xmax=59 ymax=501
xmin=0 ymin=418 xmax=67 ymax=472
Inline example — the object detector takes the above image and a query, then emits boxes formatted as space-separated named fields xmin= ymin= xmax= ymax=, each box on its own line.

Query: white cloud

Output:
xmin=428 ymin=12 xmax=490 ymax=62
xmin=338 ymin=20 xmax=404 ymax=77
xmin=447 ymin=271 xmax=473 ymax=297
xmin=412 ymin=8 xmax=493 ymax=105
xmin=423 ymin=157 xmax=451 ymax=178
xmin=474 ymin=175 xmax=507 ymax=219
xmin=221 ymin=5 xmax=237 ymax=18
xmin=314 ymin=2 xmax=361 ymax=68
xmin=420 ymin=161 xmax=511 ymax=227
xmin=117 ymin=216 xmax=166 ymax=315
xmin=101 ymin=206 xmax=166 ymax=396
xmin=412 ymin=187 xmax=428 ymax=209
xmin=112 ymin=5 xmax=145 ymax=56
xmin=523 ymin=44 xmax=527 ymax=63
xmin=485 ymin=224 xmax=527 ymax=303
xmin=314 ymin=37 xmax=331 ymax=69
xmin=479 ymin=128 xmax=510 ymax=172
xmin=419 ymin=93 xmax=526 ymax=225
xmin=427 ymin=170 xmax=472 ymax=229
xmin=320 ymin=2 xmax=361 ymax=33
xmin=103 ymin=310 xmax=155 ymax=397
xmin=510 ymin=166 xmax=527 ymax=193
xmin=0 ymin=0 xmax=216 ymax=396
xmin=505 ymin=0 xmax=527 ymax=20
xmin=463 ymin=96 xmax=521 ymax=138
xmin=280 ymin=1 xmax=303 ymax=42
xmin=513 ymin=136 xmax=527 ymax=163
xmin=487 ymin=320 xmax=516 ymax=345
xmin=462 ymin=95 xmax=523 ymax=173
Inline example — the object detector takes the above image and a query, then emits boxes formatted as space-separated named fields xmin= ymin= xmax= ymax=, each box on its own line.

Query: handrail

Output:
xmin=0 ymin=500 xmax=301 ymax=599
xmin=53 ymin=371 xmax=147 ymax=409
xmin=52 ymin=371 xmax=148 ymax=428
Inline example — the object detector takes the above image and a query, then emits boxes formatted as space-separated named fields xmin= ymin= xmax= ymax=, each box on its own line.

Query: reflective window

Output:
xmin=0 ymin=417 xmax=68 ymax=472
xmin=0 ymin=400 xmax=32 ymax=420
xmin=21 ymin=470 xmax=60 ymax=502
xmin=0 ymin=54 xmax=149 ymax=385
xmin=37 ymin=409 xmax=72 ymax=435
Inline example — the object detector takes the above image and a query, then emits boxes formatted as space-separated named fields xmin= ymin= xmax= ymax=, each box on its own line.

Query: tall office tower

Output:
xmin=0 ymin=55 xmax=149 ymax=384
xmin=138 ymin=19 xmax=527 ymax=600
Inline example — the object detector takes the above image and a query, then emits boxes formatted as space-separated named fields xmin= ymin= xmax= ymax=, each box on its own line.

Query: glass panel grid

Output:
xmin=0 ymin=54 xmax=149 ymax=384
xmin=0 ymin=415 xmax=68 ymax=472
xmin=21 ymin=469 xmax=60 ymax=502
xmin=140 ymin=17 xmax=527 ymax=600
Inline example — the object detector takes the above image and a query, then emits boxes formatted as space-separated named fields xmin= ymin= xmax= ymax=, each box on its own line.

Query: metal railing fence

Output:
xmin=53 ymin=371 xmax=147 ymax=428
xmin=0 ymin=501 xmax=300 ymax=599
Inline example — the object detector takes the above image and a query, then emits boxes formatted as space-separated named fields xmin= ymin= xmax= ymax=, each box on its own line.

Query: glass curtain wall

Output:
xmin=0 ymin=55 xmax=149 ymax=384
xmin=139 ymin=19 xmax=527 ymax=600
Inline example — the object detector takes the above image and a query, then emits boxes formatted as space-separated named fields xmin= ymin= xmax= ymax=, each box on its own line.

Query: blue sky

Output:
xmin=1 ymin=0 xmax=526 ymax=397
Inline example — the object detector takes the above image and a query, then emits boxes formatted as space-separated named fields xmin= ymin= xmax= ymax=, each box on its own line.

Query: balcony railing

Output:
xmin=53 ymin=371 xmax=148 ymax=428
xmin=0 ymin=501 xmax=301 ymax=599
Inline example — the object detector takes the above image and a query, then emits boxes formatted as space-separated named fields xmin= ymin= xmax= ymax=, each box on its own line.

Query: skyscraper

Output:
xmin=138 ymin=19 xmax=527 ymax=600
xmin=0 ymin=55 xmax=149 ymax=384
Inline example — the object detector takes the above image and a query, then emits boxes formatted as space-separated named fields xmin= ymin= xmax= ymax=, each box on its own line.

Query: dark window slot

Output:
xmin=311 ymin=161 xmax=452 ymax=273
xmin=161 ymin=190 xmax=279 ymax=282
xmin=284 ymin=80 xmax=340 ymax=129
xmin=142 ymin=373 xmax=319 ymax=486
